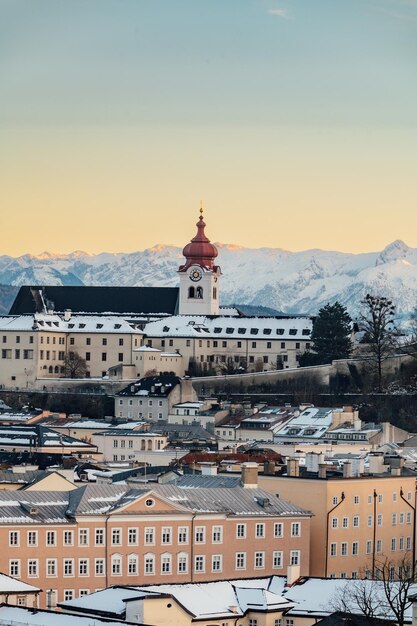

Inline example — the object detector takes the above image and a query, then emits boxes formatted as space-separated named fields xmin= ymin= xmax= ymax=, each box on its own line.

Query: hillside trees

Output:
xmin=300 ymin=302 xmax=352 ymax=366
xmin=63 ymin=352 xmax=88 ymax=379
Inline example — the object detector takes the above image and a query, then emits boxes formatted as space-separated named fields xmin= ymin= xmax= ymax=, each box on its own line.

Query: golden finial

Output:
xmin=199 ymin=200 xmax=204 ymax=216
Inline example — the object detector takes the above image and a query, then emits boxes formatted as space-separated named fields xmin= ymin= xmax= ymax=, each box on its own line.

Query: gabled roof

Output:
xmin=117 ymin=375 xmax=181 ymax=397
xmin=9 ymin=285 xmax=179 ymax=316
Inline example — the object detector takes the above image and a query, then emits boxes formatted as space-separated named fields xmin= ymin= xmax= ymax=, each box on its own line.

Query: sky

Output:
xmin=1 ymin=0 xmax=417 ymax=256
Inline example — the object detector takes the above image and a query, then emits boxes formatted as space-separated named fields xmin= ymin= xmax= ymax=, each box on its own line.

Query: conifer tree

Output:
xmin=302 ymin=302 xmax=352 ymax=365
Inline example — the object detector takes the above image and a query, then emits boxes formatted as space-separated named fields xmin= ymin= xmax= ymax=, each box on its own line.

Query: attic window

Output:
xmin=145 ymin=498 xmax=155 ymax=508
xmin=250 ymin=328 xmax=258 ymax=335
xmin=302 ymin=329 xmax=310 ymax=336
xmin=226 ymin=328 xmax=234 ymax=334
xmin=96 ymin=324 xmax=103 ymax=329
xmin=213 ymin=328 xmax=222 ymax=333
xmin=79 ymin=323 xmax=86 ymax=329
xmin=163 ymin=326 xmax=169 ymax=332
xmin=68 ymin=324 xmax=74 ymax=329
xmin=263 ymin=328 xmax=272 ymax=335
xmin=114 ymin=324 xmax=121 ymax=329
xmin=289 ymin=329 xmax=297 ymax=335
xmin=276 ymin=329 xmax=284 ymax=335
xmin=238 ymin=328 xmax=246 ymax=334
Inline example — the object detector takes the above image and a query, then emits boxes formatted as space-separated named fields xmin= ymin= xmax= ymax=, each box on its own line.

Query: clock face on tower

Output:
xmin=190 ymin=268 xmax=203 ymax=282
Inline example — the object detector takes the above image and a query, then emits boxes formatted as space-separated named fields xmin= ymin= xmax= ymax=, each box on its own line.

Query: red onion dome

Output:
xmin=180 ymin=209 xmax=218 ymax=270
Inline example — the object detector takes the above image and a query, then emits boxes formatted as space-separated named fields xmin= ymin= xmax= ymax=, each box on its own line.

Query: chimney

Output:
xmin=319 ymin=463 xmax=327 ymax=479
xmin=369 ymin=453 xmax=385 ymax=475
xmin=287 ymin=564 xmax=301 ymax=586
xmin=343 ymin=461 xmax=352 ymax=478
xmin=63 ymin=309 xmax=72 ymax=322
xmin=287 ymin=458 xmax=300 ymax=477
xmin=241 ymin=462 xmax=259 ymax=488
xmin=264 ymin=460 xmax=276 ymax=476
xmin=200 ymin=462 xmax=218 ymax=476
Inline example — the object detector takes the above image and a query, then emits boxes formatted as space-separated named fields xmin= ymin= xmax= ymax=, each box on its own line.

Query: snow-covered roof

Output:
xmin=0 ymin=605 xmax=132 ymax=626
xmin=0 ymin=572 xmax=40 ymax=593
xmin=275 ymin=407 xmax=335 ymax=439
xmin=60 ymin=576 xmax=414 ymax=623
xmin=144 ymin=314 xmax=312 ymax=339
xmin=0 ymin=313 xmax=144 ymax=334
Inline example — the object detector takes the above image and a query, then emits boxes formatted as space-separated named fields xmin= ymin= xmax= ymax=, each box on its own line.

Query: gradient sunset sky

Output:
xmin=1 ymin=0 xmax=416 ymax=256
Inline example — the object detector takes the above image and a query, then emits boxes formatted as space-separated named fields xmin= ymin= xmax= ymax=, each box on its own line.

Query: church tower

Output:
xmin=178 ymin=208 xmax=221 ymax=316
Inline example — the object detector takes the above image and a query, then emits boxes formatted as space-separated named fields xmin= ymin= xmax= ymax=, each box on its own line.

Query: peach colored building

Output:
xmin=259 ymin=457 xmax=417 ymax=579
xmin=0 ymin=465 xmax=310 ymax=608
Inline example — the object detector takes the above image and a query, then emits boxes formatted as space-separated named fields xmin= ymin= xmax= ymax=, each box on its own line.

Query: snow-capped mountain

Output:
xmin=1 ymin=240 xmax=417 ymax=317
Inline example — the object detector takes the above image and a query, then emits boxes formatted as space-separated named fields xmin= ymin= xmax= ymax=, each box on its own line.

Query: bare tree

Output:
xmin=378 ymin=556 xmax=415 ymax=626
xmin=63 ymin=352 xmax=87 ymax=379
xmin=330 ymin=557 xmax=415 ymax=626
xmin=360 ymin=294 xmax=397 ymax=391
xmin=330 ymin=577 xmax=388 ymax=625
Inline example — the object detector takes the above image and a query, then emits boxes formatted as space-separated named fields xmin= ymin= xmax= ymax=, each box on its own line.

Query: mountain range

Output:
xmin=1 ymin=240 xmax=417 ymax=318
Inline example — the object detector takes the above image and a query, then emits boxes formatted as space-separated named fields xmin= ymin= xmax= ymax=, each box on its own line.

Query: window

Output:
xmin=249 ymin=619 xmax=258 ymax=626
xmin=173 ymin=552 xmax=187 ymax=574
xmin=378 ymin=514 xmax=383 ymax=526
xmin=102 ymin=338 xmax=107 ymax=346
xmin=86 ymin=337 xmax=91 ymax=345
xmin=407 ymin=512 xmax=412 ymax=525
xmin=162 ymin=527 xmax=172 ymax=544
xmin=102 ymin=352 xmax=107 ymax=361
xmin=236 ymin=552 xmax=246 ymax=569
xmin=366 ymin=540 xmax=372 ymax=555
xmin=79 ymin=529 xmax=89 ymax=546
xmin=46 ymin=531 xmax=56 ymax=546
xmin=330 ymin=543 xmax=337 ymax=557
xmin=118 ymin=352 xmax=123 ymax=361
xmin=212 ymin=526 xmax=223 ymax=543
xmin=86 ymin=352 xmax=91 ymax=361
xmin=391 ymin=538 xmax=397 ymax=551
xmin=27 ymin=531 xmax=38 ymax=546
xmin=273 ymin=551 xmax=283 ymax=569
xmin=400 ymin=513 xmax=405 ymax=524
xmin=237 ymin=523 xmax=246 ymax=538
xmin=79 ymin=559 xmax=89 ymax=576
xmin=28 ymin=560 xmax=38 ymax=577
xmin=352 ymin=542 xmax=359 ymax=555
xmin=9 ymin=531 xmax=19 ymax=546
xmin=195 ymin=555 xmax=205 ymax=572
xmin=145 ymin=527 xmax=155 ymax=545
xmin=255 ymin=523 xmax=265 ymax=538
xmin=255 ymin=551 xmax=265 ymax=568
xmin=291 ymin=522 xmax=300 ymax=537
xmin=111 ymin=555 xmax=122 ymax=575
xmin=64 ymin=590 xmax=74 ymax=601
xmin=161 ymin=554 xmax=172 ymax=574
xmin=331 ymin=517 xmax=338 ymax=529
xmin=354 ymin=495 xmax=360 ymax=504
xmin=290 ymin=550 xmax=300 ymax=565
xmin=407 ymin=536 xmax=411 ymax=550
xmin=128 ymin=528 xmax=138 ymax=545
xmin=64 ymin=530 xmax=73 ymax=546
xmin=212 ymin=555 xmax=222 ymax=572
xmin=178 ymin=527 xmax=188 ymax=544
xmin=9 ymin=560 xmax=20 ymax=577
xmin=274 ymin=522 xmax=283 ymax=537
xmin=392 ymin=513 xmax=397 ymax=525
xmin=399 ymin=537 xmax=404 ymax=550
xmin=127 ymin=554 xmax=138 ymax=575
xmin=353 ymin=516 xmax=359 ymax=528
xmin=367 ymin=515 xmax=373 ymax=527
xmin=195 ymin=526 xmax=205 ymax=543
xmin=342 ymin=517 xmax=348 ymax=528
xmin=378 ymin=494 xmax=383 ymax=503
xmin=95 ymin=559 xmax=105 ymax=576
xmin=64 ymin=559 xmax=74 ymax=576
xmin=376 ymin=540 xmax=382 ymax=553
xmin=332 ymin=496 xmax=338 ymax=506
xmin=341 ymin=542 xmax=348 ymax=556
xmin=95 ymin=529 xmax=104 ymax=545
xmin=111 ymin=529 xmax=121 ymax=545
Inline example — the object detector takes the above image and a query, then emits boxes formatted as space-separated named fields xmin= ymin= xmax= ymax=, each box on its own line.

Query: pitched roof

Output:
xmin=117 ymin=375 xmax=181 ymax=397
xmin=9 ymin=285 xmax=179 ymax=316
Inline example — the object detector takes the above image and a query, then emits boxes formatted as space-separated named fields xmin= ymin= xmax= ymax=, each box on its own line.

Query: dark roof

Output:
xmin=117 ymin=375 xmax=181 ymax=397
xmin=314 ymin=612 xmax=395 ymax=626
xmin=9 ymin=285 xmax=179 ymax=315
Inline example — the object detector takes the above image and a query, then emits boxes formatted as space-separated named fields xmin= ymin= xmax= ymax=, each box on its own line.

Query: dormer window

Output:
xmin=213 ymin=328 xmax=222 ymax=333
xmin=276 ymin=329 xmax=284 ymax=335
xmin=302 ymin=329 xmax=310 ymax=336
xmin=238 ymin=328 xmax=246 ymax=334
xmin=289 ymin=329 xmax=297 ymax=335
xmin=263 ymin=329 xmax=272 ymax=335
xmin=250 ymin=328 xmax=258 ymax=335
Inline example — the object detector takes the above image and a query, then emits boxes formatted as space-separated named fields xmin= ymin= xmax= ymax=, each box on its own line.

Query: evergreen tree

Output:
xmin=302 ymin=302 xmax=352 ymax=365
